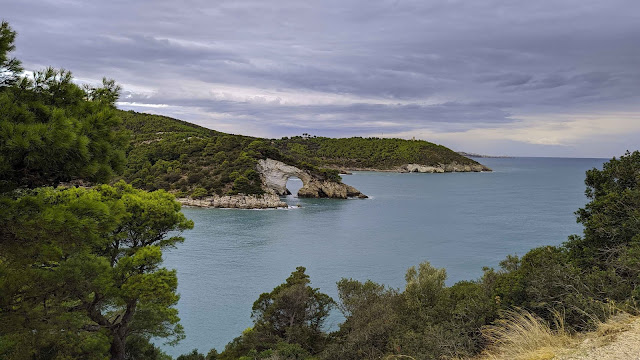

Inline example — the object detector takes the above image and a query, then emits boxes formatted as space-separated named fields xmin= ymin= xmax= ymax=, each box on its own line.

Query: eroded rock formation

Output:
xmin=256 ymin=159 xmax=367 ymax=199
xmin=256 ymin=159 xmax=312 ymax=195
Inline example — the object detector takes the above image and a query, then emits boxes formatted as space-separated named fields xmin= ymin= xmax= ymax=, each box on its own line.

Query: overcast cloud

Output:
xmin=4 ymin=0 xmax=640 ymax=156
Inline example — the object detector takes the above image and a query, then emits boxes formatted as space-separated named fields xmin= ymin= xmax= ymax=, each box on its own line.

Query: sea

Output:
xmin=159 ymin=157 xmax=606 ymax=356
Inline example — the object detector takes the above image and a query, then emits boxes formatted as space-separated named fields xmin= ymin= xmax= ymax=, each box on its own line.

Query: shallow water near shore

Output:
xmin=159 ymin=157 xmax=605 ymax=356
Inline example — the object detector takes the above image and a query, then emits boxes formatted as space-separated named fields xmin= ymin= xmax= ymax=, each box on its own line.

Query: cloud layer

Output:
xmin=5 ymin=0 xmax=640 ymax=156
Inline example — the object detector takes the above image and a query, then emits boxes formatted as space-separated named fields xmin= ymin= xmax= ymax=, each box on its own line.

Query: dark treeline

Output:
xmin=2 ymin=20 xmax=640 ymax=360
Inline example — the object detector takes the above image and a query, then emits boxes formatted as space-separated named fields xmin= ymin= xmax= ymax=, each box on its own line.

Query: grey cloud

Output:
xmin=477 ymin=73 xmax=534 ymax=87
xmin=4 ymin=0 xmax=640 ymax=156
xmin=121 ymin=89 xmax=514 ymax=137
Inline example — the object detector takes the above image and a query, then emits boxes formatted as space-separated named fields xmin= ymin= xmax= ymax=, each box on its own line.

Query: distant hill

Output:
xmin=276 ymin=136 xmax=483 ymax=170
xmin=118 ymin=110 xmax=486 ymax=198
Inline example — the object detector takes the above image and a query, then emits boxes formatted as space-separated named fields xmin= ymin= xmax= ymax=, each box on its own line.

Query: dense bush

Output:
xmin=120 ymin=111 xmax=266 ymax=196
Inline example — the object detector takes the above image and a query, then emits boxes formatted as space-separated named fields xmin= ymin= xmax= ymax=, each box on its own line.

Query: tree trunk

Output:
xmin=109 ymin=300 xmax=137 ymax=360
xmin=110 ymin=332 xmax=126 ymax=360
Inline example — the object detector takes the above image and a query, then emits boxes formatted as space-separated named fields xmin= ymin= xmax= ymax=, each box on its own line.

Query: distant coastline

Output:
xmin=457 ymin=151 xmax=513 ymax=159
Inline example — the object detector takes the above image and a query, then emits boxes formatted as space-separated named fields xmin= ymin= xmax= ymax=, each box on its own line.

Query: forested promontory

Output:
xmin=118 ymin=110 xmax=488 ymax=204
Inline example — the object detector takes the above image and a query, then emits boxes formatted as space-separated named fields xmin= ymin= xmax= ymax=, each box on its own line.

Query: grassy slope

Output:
xmin=118 ymin=110 xmax=480 ymax=197
xmin=479 ymin=310 xmax=639 ymax=360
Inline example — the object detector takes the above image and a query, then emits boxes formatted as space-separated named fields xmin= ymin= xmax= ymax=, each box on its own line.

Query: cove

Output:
xmin=159 ymin=157 xmax=605 ymax=356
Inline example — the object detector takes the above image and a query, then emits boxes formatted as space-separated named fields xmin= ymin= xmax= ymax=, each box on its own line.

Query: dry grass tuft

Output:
xmin=590 ymin=312 xmax=634 ymax=347
xmin=479 ymin=309 xmax=573 ymax=360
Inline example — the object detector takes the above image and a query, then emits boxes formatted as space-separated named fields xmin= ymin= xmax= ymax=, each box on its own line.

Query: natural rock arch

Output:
xmin=256 ymin=158 xmax=313 ymax=196
xmin=256 ymin=159 xmax=367 ymax=199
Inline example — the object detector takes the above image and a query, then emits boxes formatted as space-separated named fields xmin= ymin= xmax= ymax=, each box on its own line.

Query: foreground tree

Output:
xmin=0 ymin=67 xmax=127 ymax=192
xmin=0 ymin=21 xmax=192 ymax=359
xmin=0 ymin=21 xmax=22 ymax=86
xmin=324 ymin=262 xmax=496 ymax=360
xmin=322 ymin=279 xmax=401 ymax=359
xmin=568 ymin=150 xmax=640 ymax=269
xmin=0 ymin=182 xmax=193 ymax=359
xmin=220 ymin=267 xmax=335 ymax=359
xmin=251 ymin=267 xmax=335 ymax=352
xmin=492 ymin=151 xmax=640 ymax=330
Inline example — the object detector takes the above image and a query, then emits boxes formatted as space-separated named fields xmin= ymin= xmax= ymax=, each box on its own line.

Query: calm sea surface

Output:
xmin=160 ymin=157 xmax=606 ymax=356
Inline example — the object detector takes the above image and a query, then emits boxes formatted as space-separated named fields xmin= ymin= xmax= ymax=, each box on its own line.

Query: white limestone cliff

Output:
xmin=256 ymin=159 xmax=367 ymax=199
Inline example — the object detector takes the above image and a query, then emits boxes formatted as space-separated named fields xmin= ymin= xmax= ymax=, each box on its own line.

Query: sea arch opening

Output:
xmin=285 ymin=176 xmax=304 ymax=197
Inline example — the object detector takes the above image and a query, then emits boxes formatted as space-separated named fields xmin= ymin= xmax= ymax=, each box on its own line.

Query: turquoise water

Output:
xmin=160 ymin=157 xmax=605 ymax=356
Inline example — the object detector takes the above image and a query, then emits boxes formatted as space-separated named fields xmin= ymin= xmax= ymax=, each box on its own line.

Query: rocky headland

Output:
xmin=121 ymin=111 xmax=493 ymax=209
xmin=176 ymin=158 xmax=368 ymax=209
xmin=175 ymin=159 xmax=490 ymax=209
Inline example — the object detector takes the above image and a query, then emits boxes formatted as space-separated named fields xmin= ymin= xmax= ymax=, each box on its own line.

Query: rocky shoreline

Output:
xmin=401 ymin=162 xmax=490 ymax=173
xmin=176 ymin=191 xmax=367 ymax=210
xmin=177 ymin=193 xmax=288 ymax=209
xmin=328 ymin=162 xmax=491 ymax=173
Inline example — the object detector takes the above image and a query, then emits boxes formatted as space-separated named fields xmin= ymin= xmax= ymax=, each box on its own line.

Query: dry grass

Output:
xmin=479 ymin=309 xmax=573 ymax=360
xmin=587 ymin=312 xmax=634 ymax=347
xmin=476 ymin=303 xmax=640 ymax=360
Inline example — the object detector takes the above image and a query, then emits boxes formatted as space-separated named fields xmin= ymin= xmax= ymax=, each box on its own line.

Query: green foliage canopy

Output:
xmin=0 ymin=67 xmax=127 ymax=192
xmin=0 ymin=22 xmax=192 ymax=360
xmin=0 ymin=21 xmax=22 ymax=86
xmin=0 ymin=182 xmax=193 ymax=359
xmin=274 ymin=136 xmax=480 ymax=170
xmin=219 ymin=267 xmax=334 ymax=359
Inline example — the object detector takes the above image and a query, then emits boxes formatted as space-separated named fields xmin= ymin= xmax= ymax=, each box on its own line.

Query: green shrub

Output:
xmin=190 ymin=187 xmax=208 ymax=199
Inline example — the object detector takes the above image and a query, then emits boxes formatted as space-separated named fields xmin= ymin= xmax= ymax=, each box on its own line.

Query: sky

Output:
xmin=4 ymin=0 xmax=640 ymax=157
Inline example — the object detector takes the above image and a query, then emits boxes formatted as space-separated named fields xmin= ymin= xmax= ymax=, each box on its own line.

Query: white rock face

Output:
xmin=256 ymin=159 xmax=312 ymax=195
xmin=402 ymin=163 xmax=489 ymax=173
xmin=405 ymin=164 xmax=445 ymax=173
xmin=256 ymin=159 xmax=367 ymax=199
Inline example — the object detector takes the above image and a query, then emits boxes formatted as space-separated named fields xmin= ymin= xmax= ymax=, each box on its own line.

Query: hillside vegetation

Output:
xmin=119 ymin=110 xmax=269 ymax=197
xmin=118 ymin=110 xmax=478 ymax=198
xmin=275 ymin=135 xmax=480 ymax=169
